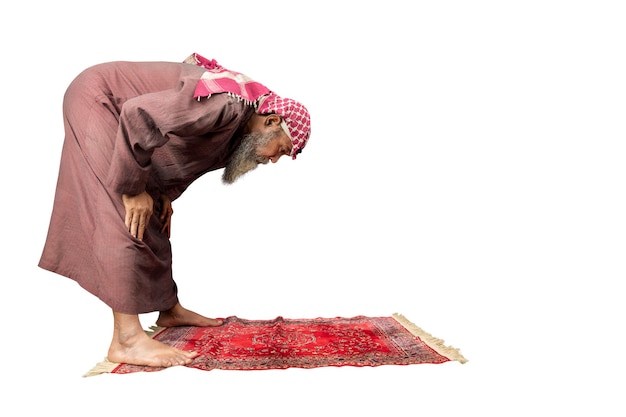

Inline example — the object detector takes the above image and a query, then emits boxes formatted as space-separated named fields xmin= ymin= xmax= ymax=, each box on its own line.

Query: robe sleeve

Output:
xmin=106 ymin=79 xmax=242 ymax=196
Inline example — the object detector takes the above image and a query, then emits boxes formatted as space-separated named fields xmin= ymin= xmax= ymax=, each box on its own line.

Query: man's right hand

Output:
xmin=122 ymin=191 xmax=154 ymax=241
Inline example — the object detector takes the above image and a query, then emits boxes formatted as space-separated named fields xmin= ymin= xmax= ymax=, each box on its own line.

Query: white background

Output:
xmin=2 ymin=1 xmax=625 ymax=415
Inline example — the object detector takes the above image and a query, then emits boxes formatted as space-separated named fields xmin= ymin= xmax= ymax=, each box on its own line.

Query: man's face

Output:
xmin=254 ymin=129 xmax=293 ymax=164
xmin=222 ymin=128 xmax=293 ymax=184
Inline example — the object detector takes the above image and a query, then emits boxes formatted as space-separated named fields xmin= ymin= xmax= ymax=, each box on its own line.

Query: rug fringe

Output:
xmin=82 ymin=326 xmax=167 ymax=377
xmin=392 ymin=313 xmax=468 ymax=364
xmin=83 ymin=358 xmax=119 ymax=377
xmin=146 ymin=325 xmax=166 ymax=338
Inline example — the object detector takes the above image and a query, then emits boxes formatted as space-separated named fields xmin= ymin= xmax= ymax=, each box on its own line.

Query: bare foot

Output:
xmin=156 ymin=302 xmax=223 ymax=328
xmin=108 ymin=311 xmax=197 ymax=367
xmin=108 ymin=331 xmax=198 ymax=367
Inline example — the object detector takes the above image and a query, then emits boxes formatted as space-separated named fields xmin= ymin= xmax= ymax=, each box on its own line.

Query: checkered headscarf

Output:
xmin=185 ymin=53 xmax=311 ymax=159
xmin=257 ymin=93 xmax=311 ymax=159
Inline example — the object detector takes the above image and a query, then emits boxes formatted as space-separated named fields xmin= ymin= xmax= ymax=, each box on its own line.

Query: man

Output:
xmin=38 ymin=53 xmax=311 ymax=368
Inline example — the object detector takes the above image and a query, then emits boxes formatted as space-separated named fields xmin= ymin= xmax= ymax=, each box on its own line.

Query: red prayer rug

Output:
xmin=84 ymin=314 xmax=467 ymax=376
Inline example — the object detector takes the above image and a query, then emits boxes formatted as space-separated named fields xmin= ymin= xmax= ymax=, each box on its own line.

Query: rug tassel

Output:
xmin=146 ymin=325 xmax=166 ymax=338
xmin=392 ymin=313 xmax=468 ymax=364
xmin=83 ymin=358 xmax=119 ymax=377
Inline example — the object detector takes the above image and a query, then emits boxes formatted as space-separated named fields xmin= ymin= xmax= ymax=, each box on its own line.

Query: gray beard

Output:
xmin=222 ymin=131 xmax=276 ymax=184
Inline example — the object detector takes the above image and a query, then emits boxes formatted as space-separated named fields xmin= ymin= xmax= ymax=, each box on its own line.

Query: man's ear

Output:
xmin=264 ymin=114 xmax=282 ymax=127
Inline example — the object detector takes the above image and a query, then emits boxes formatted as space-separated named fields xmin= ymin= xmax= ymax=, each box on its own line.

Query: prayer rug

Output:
xmin=84 ymin=313 xmax=467 ymax=376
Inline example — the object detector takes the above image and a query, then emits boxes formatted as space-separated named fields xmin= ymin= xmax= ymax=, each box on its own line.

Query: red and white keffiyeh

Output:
xmin=184 ymin=53 xmax=311 ymax=159
xmin=257 ymin=93 xmax=311 ymax=159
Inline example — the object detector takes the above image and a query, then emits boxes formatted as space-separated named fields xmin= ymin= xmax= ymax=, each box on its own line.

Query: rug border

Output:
xmin=83 ymin=313 xmax=467 ymax=377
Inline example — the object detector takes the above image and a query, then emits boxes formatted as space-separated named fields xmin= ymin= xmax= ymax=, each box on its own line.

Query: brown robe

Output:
xmin=39 ymin=61 xmax=254 ymax=314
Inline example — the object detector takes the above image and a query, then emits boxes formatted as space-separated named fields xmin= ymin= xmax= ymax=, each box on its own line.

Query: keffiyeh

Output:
xmin=257 ymin=93 xmax=311 ymax=159
xmin=184 ymin=53 xmax=311 ymax=159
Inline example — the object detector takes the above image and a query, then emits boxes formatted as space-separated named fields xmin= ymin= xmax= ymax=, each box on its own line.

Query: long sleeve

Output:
xmin=106 ymin=77 xmax=245 ymax=196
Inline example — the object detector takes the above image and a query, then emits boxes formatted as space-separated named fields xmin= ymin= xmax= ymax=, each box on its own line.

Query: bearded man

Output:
xmin=38 ymin=53 xmax=311 ymax=368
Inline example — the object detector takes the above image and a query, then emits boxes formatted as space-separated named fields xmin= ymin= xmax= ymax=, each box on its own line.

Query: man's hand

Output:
xmin=122 ymin=192 xmax=154 ymax=241
xmin=159 ymin=194 xmax=173 ymax=238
